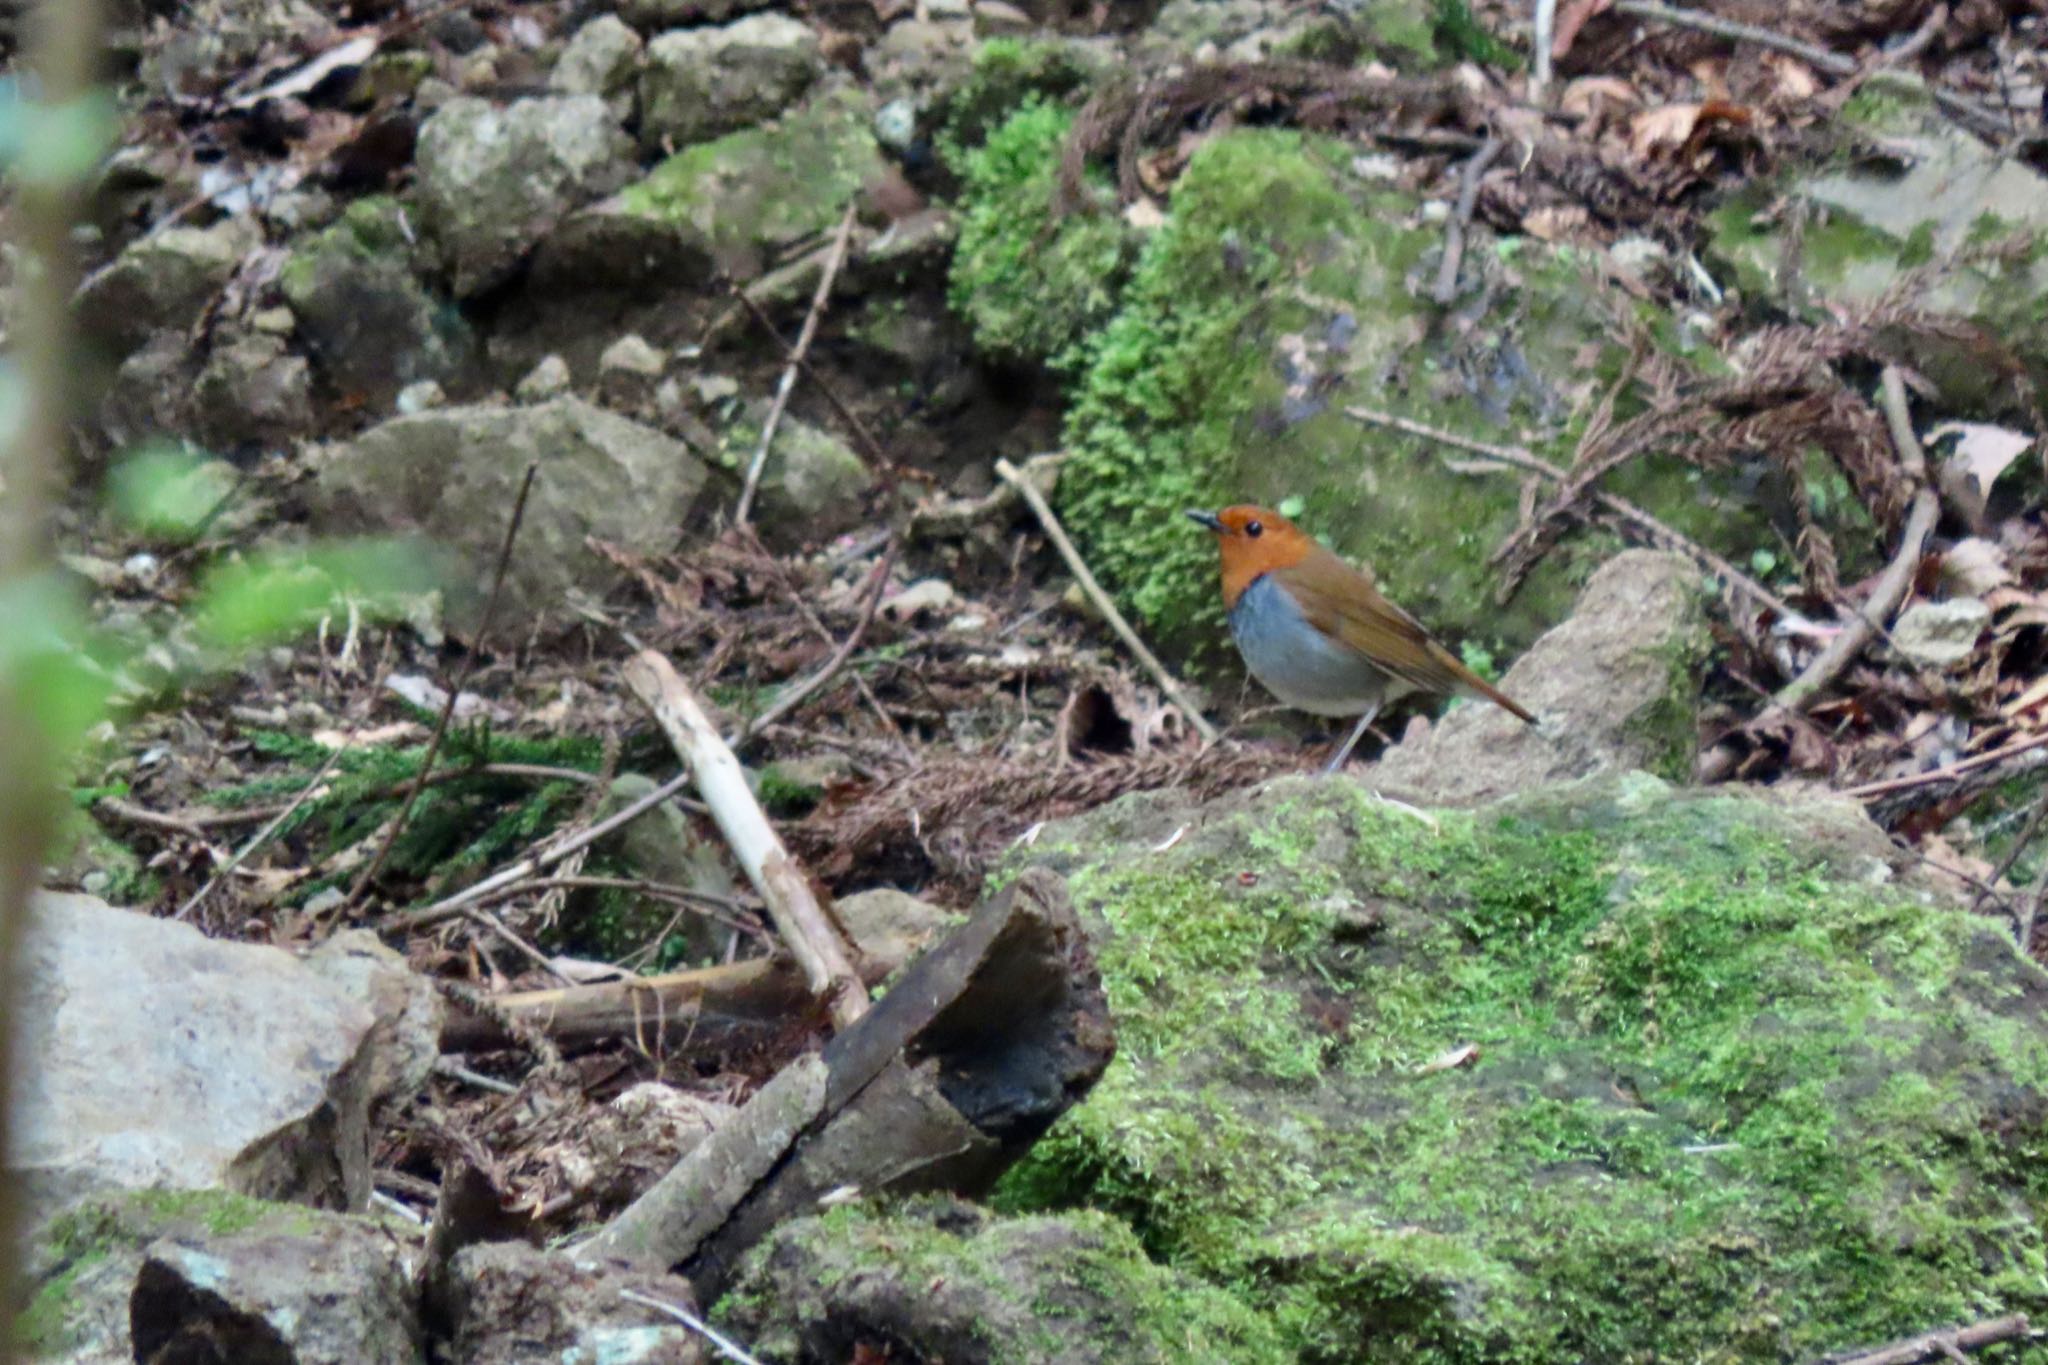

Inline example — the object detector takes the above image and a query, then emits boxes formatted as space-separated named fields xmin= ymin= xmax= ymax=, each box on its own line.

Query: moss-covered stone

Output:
xmin=719 ymin=1196 xmax=1291 ymax=1363
xmin=946 ymin=113 xmax=1788 ymax=666
xmin=997 ymin=773 xmax=2048 ymax=1362
xmin=618 ymin=82 xmax=885 ymax=276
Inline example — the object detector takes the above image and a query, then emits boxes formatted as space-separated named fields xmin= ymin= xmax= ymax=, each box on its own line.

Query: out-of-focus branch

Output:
xmin=1 ymin=0 xmax=108 ymax=1311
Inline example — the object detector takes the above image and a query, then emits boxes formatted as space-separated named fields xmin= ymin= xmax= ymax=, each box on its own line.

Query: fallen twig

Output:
xmin=1816 ymin=1312 xmax=2031 ymax=1365
xmin=177 ymin=735 xmax=352 ymax=922
xmin=993 ymin=457 xmax=1220 ymax=744
xmin=381 ymin=769 xmax=700 ymax=933
xmin=1343 ymin=405 xmax=1799 ymax=622
xmin=734 ymin=203 xmax=858 ymax=528
xmin=463 ymin=907 xmax=576 ymax=986
xmin=349 ymin=462 xmax=538 ymax=907
xmin=1531 ymin=0 xmax=1557 ymax=100
xmin=624 ymin=649 xmax=869 ymax=1029
xmin=1773 ymin=368 xmax=1936 ymax=714
xmin=1434 ymin=135 xmax=1505 ymax=306
xmin=1611 ymin=0 xmax=2012 ymax=135
xmin=1840 ymin=730 xmax=2048 ymax=802
xmin=618 ymin=1288 xmax=766 ymax=1365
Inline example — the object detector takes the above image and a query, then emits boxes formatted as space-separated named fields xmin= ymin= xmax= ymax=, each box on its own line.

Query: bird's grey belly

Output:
xmin=1229 ymin=574 xmax=1390 ymax=716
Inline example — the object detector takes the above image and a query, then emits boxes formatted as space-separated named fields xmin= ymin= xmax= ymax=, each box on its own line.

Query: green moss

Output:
xmin=620 ymin=86 xmax=882 ymax=260
xmin=947 ymin=101 xmax=1138 ymax=366
xmin=936 ymin=37 xmax=1103 ymax=164
xmin=1002 ymin=776 xmax=2048 ymax=1361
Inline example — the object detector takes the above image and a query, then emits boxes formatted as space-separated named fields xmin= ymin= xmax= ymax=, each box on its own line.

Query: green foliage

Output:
xmin=947 ymin=101 xmax=1137 ymax=367
xmin=0 ymin=83 xmax=115 ymax=188
xmin=189 ymin=538 xmax=429 ymax=651
xmin=936 ymin=38 xmax=1101 ymax=167
xmin=105 ymin=443 xmax=235 ymax=543
xmin=1000 ymin=777 xmax=2048 ymax=1361
xmin=1430 ymin=0 xmax=1517 ymax=68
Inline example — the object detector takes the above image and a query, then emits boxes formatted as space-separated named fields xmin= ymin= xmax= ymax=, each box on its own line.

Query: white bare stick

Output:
xmin=993 ymin=457 xmax=1220 ymax=744
xmin=623 ymin=650 xmax=868 ymax=1029
xmin=734 ymin=202 xmax=858 ymax=529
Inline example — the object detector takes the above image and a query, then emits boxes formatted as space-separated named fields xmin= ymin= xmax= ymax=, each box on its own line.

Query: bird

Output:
xmin=1187 ymin=504 xmax=1536 ymax=772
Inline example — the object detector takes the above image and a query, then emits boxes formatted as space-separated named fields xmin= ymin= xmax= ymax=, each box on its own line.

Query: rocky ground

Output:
xmin=12 ymin=0 xmax=2048 ymax=1360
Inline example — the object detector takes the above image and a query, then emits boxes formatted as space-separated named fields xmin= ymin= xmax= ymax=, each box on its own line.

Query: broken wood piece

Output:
xmin=623 ymin=649 xmax=868 ymax=1030
xmin=438 ymin=950 xmax=905 ymax=1057
xmin=579 ymin=867 xmax=1113 ymax=1300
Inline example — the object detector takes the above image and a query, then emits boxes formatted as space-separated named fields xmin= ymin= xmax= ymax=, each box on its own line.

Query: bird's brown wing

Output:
xmin=1282 ymin=549 xmax=1537 ymax=723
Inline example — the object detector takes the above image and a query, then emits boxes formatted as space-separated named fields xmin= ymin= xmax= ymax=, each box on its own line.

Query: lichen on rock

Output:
xmin=993 ymin=773 xmax=2048 ymax=1361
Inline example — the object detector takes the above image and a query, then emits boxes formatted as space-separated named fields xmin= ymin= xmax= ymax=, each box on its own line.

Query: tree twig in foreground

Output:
xmin=624 ymin=649 xmax=869 ymax=1029
xmin=993 ymin=457 xmax=1220 ymax=743
xmin=1817 ymin=1312 xmax=2030 ymax=1365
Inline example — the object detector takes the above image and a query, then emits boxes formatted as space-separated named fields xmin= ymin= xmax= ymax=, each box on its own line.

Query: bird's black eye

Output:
xmin=1245 ymin=520 xmax=1263 ymax=538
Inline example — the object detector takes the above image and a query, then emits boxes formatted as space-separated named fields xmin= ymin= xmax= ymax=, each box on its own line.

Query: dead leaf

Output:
xmin=1416 ymin=1042 xmax=1479 ymax=1075
xmin=1524 ymin=205 xmax=1592 ymax=240
xmin=1942 ymin=537 xmax=2014 ymax=596
xmin=1628 ymin=101 xmax=1753 ymax=160
xmin=1550 ymin=0 xmax=1613 ymax=59
xmin=1559 ymin=76 xmax=1638 ymax=119
xmin=1930 ymin=421 xmax=2033 ymax=523
xmin=1918 ymin=835 xmax=1997 ymax=896
xmin=1764 ymin=53 xmax=1820 ymax=99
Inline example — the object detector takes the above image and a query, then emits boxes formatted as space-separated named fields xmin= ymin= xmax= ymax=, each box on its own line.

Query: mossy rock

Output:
xmin=950 ymin=119 xmax=1772 ymax=663
xmin=618 ymin=81 xmax=886 ymax=277
xmin=1705 ymin=113 xmax=2048 ymax=414
xmin=18 ymin=1189 xmax=337 ymax=1361
xmin=998 ymin=772 xmax=2048 ymax=1362
xmin=719 ymin=1196 xmax=1291 ymax=1363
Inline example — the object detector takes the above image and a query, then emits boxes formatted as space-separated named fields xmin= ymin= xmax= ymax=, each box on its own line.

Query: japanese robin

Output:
xmin=1187 ymin=504 xmax=1535 ymax=772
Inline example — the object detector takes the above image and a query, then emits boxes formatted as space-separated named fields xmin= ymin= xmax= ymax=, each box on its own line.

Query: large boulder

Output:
xmin=75 ymin=216 xmax=259 ymax=355
xmin=443 ymin=1241 xmax=705 ymax=1363
xmin=413 ymin=94 xmax=636 ymax=297
xmin=10 ymin=893 xmax=377 ymax=1221
xmin=722 ymin=1196 xmax=1288 ymax=1363
xmin=306 ymin=396 xmax=710 ymax=631
xmin=1008 ymin=772 xmax=2048 ymax=1360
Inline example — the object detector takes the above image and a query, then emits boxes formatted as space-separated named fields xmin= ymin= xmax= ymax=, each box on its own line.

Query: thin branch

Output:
xmin=624 ymin=649 xmax=869 ymax=1029
xmin=735 ymin=535 xmax=901 ymax=745
xmin=1611 ymin=0 xmax=2012 ymax=134
xmin=1435 ymin=136 xmax=1505 ymax=305
xmin=462 ymin=907 xmax=577 ymax=987
xmin=349 ymin=462 xmax=539 ymax=905
xmin=177 ymin=736 xmax=352 ymax=921
xmin=734 ymin=203 xmax=858 ymax=528
xmin=1343 ymin=405 xmax=1799 ymax=622
xmin=1773 ymin=367 xmax=1936 ymax=714
xmin=1818 ymin=1313 xmax=2031 ymax=1365
xmin=1839 ymin=730 xmax=2048 ymax=801
xmin=618 ymin=1288 xmax=767 ymax=1365
xmin=993 ymin=458 xmax=1220 ymax=743
xmin=381 ymin=768 xmax=701 ymax=933
xmin=1531 ymin=0 xmax=1557 ymax=100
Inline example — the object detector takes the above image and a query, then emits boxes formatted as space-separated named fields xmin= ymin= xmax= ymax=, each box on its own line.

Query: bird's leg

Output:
xmin=1323 ymin=703 xmax=1381 ymax=775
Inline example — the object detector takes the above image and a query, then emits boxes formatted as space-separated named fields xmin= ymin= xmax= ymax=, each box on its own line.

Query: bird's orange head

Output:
xmin=1185 ymin=505 xmax=1319 ymax=608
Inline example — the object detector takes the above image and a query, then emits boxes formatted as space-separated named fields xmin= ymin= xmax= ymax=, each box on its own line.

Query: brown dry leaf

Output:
xmin=1550 ymin=0 xmax=1613 ymax=59
xmin=1523 ymin=204 xmax=1592 ymax=240
xmin=1628 ymin=101 xmax=1753 ymax=160
xmin=1764 ymin=53 xmax=1820 ymax=99
xmin=1943 ymin=537 xmax=2014 ymax=596
xmin=1417 ymin=1042 xmax=1479 ymax=1075
xmin=1559 ymin=76 xmax=1638 ymax=119
xmin=1918 ymin=835 xmax=1997 ymax=897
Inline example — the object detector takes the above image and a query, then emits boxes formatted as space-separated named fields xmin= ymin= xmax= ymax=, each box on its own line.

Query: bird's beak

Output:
xmin=1184 ymin=509 xmax=1225 ymax=534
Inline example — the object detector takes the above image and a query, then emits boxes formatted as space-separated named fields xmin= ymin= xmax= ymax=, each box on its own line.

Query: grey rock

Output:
xmin=130 ymin=1210 xmax=423 ymax=1364
xmin=623 ymin=0 xmax=765 ymax=23
xmin=445 ymin=1242 xmax=704 ymax=1364
xmin=280 ymin=198 xmax=471 ymax=407
xmin=75 ymin=217 xmax=258 ymax=354
xmin=638 ymin=15 xmax=823 ymax=151
xmin=868 ymin=17 xmax=975 ymax=99
xmin=600 ymin=332 xmax=667 ymax=407
xmin=551 ymin=13 xmax=644 ymax=109
xmin=21 ymin=1190 xmax=411 ymax=1364
xmin=97 ymin=330 xmax=200 ymax=450
xmin=1367 ymin=550 xmax=1706 ymax=806
xmin=1890 ymin=598 xmax=1991 ymax=669
xmin=835 ymin=887 xmax=962 ymax=974
xmin=309 ymin=397 xmax=709 ymax=631
xmin=723 ymin=404 xmax=875 ymax=542
xmin=10 ymin=892 xmax=376 ymax=1221
xmin=395 ymin=379 xmax=447 ymax=413
xmin=191 ymin=330 xmax=313 ymax=452
xmin=414 ymin=94 xmax=636 ymax=297
xmin=516 ymin=352 xmax=574 ymax=400
xmin=303 ymin=931 xmax=445 ymax=1110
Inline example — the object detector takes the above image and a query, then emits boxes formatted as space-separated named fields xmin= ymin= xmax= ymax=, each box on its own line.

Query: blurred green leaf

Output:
xmin=1277 ymin=494 xmax=1307 ymax=519
xmin=0 ymin=574 xmax=115 ymax=753
xmin=0 ymin=90 xmax=116 ymax=188
xmin=107 ymin=443 xmax=235 ymax=542
xmin=191 ymin=539 xmax=436 ymax=649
